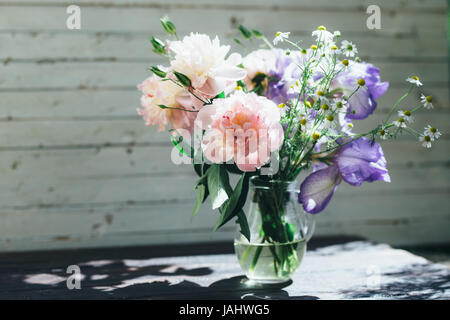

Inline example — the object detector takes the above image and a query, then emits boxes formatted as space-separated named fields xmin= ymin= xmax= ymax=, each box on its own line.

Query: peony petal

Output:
xmin=226 ymin=52 xmax=242 ymax=66
xmin=213 ymin=66 xmax=247 ymax=81
xmin=299 ymin=165 xmax=342 ymax=214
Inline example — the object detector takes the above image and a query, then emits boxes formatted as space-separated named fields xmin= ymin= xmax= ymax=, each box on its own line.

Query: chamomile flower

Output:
xmin=314 ymin=90 xmax=329 ymax=103
xmin=312 ymin=26 xmax=334 ymax=43
xmin=332 ymin=98 xmax=347 ymax=113
xmin=323 ymin=114 xmax=336 ymax=128
xmin=341 ymin=40 xmax=358 ymax=57
xmin=319 ymin=103 xmax=331 ymax=115
xmin=333 ymin=31 xmax=341 ymax=39
xmin=424 ymin=125 xmax=441 ymax=140
xmin=419 ymin=135 xmax=433 ymax=148
xmin=379 ymin=128 xmax=389 ymax=140
xmin=397 ymin=110 xmax=414 ymax=123
xmin=406 ymin=76 xmax=422 ymax=87
xmin=394 ymin=117 xmax=407 ymax=128
xmin=420 ymin=94 xmax=433 ymax=109
xmin=273 ymin=32 xmax=290 ymax=45
xmin=287 ymin=79 xmax=301 ymax=95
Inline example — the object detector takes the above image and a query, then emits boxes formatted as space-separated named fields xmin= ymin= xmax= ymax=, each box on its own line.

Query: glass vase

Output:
xmin=234 ymin=176 xmax=315 ymax=283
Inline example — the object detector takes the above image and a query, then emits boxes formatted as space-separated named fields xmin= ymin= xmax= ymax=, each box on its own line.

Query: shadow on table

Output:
xmin=3 ymin=262 xmax=317 ymax=300
xmin=112 ymin=276 xmax=318 ymax=300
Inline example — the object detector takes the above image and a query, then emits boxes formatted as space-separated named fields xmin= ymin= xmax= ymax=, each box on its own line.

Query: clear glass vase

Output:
xmin=234 ymin=176 xmax=315 ymax=283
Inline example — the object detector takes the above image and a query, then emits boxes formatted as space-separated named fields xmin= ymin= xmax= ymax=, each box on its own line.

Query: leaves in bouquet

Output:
xmin=192 ymin=184 xmax=206 ymax=219
xmin=238 ymin=25 xmax=252 ymax=39
xmin=206 ymin=164 xmax=230 ymax=210
xmin=149 ymin=66 xmax=167 ymax=78
xmin=174 ymin=71 xmax=192 ymax=87
xmin=169 ymin=131 xmax=194 ymax=158
xmin=150 ymin=37 xmax=166 ymax=55
xmin=160 ymin=16 xmax=177 ymax=36
xmin=236 ymin=210 xmax=251 ymax=242
xmin=214 ymin=172 xmax=249 ymax=231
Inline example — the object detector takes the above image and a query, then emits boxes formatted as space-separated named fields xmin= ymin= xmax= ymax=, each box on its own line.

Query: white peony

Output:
xmin=169 ymin=33 xmax=246 ymax=97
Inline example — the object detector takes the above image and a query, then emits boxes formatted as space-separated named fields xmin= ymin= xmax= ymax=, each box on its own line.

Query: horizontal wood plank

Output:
xmin=1 ymin=32 xmax=447 ymax=61
xmin=0 ymin=5 xmax=446 ymax=39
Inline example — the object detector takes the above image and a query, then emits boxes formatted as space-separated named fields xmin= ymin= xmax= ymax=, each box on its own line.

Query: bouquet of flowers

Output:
xmin=137 ymin=18 xmax=441 ymax=282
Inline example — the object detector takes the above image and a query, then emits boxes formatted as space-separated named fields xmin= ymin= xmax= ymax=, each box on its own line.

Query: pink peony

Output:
xmin=196 ymin=91 xmax=283 ymax=171
xmin=137 ymin=75 xmax=200 ymax=132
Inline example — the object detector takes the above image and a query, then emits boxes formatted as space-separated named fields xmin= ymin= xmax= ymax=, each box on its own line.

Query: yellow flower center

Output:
xmin=326 ymin=115 xmax=334 ymax=121
xmin=275 ymin=32 xmax=281 ymax=37
xmin=342 ymin=59 xmax=349 ymax=66
xmin=426 ymin=96 xmax=432 ymax=103
xmin=380 ymin=129 xmax=385 ymax=136
xmin=321 ymin=103 xmax=329 ymax=111
xmin=310 ymin=45 xmax=318 ymax=50
xmin=412 ymin=76 xmax=419 ymax=80
xmin=305 ymin=101 xmax=312 ymax=108
xmin=424 ymin=135 xmax=431 ymax=142
xmin=300 ymin=118 xmax=307 ymax=126
xmin=336 ymin=101 xmax=343 ymax=108
xmin=357 ymin=79 xmax=366 ymax=86
xmin=430 ymin=127 xmax=437 ymax=133
xmin=318 ymin=26 xmax=326 ymax=31
xmin=397 ymin=117 xmax=405 ymax=123
xmin=312 ymin=132 xmax=321 ymax=140
xmin=278 ymin=103 xmax=285 ymax=108
xmin=301 ymin=49 xmax=307 ymax=54
xmin=317 ymin=91 xmax=325 ymax=96
xmin=403 ymin=110 xmax=411 ymax=116
xmin=330 ymin=45 xmax=338 ymax=50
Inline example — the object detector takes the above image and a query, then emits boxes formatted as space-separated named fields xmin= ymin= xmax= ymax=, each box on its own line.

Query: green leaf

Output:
xmin=192 ymin=184 xmax=206 ymax=218
xmin=160 ymin=16 xmax=177 ymax=35
xmin=233 ymin=38 xmax=242 ymax=45
xmin=174 ymin=71 xmax=192 ymax=87
xmin=149 ymin=66 xmax=167 ymax=78
xmin=238 ymin=25 xmax=252 ymax=39
xmin=214 ymin=91 xmax=225 ymax=99
xmin=214 ymin=173 xmax=247 ymax=230
xmin=207 ymin=164 xmax=230 ymax=210
xmin=252 ymin=29 xmax=263 ymax=38
xmin=170 ymin=134 xmax=189 ymax=157
xmin=150 ymin=37 xmax=166 ymax=55
xmin=237 ymin=210 xmax=251 ymax=241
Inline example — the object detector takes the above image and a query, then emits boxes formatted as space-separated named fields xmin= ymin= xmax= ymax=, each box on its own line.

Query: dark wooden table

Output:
xmin=1 ymin=237 xmax=449 ymax=299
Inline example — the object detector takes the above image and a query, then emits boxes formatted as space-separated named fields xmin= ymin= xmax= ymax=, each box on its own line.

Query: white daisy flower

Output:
xmin=397 ymin=110 xmax=414 ymax=123
xmin=333 ymin=31 xmax=341 ymax=38
xmin=420 ymin=94 xmax=433 ymax=109
xmin=424 ymin=125 xmax=441 ymax=140
xmin=323 ymin=114 xmax=336 ymax=128
xmin=332 ymin=98 xmax=348 ymax=113
xmin=419 ymin=135 xmax=433 ymax=148
xmin=379 ymin=127 xmax=389 ymax=140
xmin=394 ymin=117 xmax=407 ymax=128
xmin=286 ymin=79 xmax=301 ymax=95
xmin=312 ymin=26 xmax=334 ymax=43
xmin=319 ymin=102 xmax=332 ymax=115
xmin=341 ymin=40 xmax=358 ymax=57
xmin=273 ymin=32 xmax=290 ymax=45
xmin=406 ymin=76 xmax=423 ymax=87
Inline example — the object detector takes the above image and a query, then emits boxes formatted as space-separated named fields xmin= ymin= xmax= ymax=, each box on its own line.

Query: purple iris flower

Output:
xmin=267 ymin=50 xmax=305 ymax=104
xmin=332 ymin=62 xmax=389 ymax=120
xmin=298 ymin=137 xmax=390 ymax=214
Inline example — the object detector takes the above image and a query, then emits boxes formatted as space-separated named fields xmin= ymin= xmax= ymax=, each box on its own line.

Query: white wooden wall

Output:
xmin=0 ymin=0 xmax=448 ymax=252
